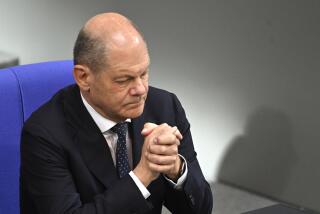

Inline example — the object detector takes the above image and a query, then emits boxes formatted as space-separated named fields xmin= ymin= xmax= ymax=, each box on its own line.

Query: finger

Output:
xmin=141 ymin=122 xmax=158 ymax=136
xmin=144 ymin=123 xmax=172 ymax=138
xmin=171 ymin=126 xmax=183 ymax=140
xmin=143 ymin=123 xmax=171 ymax=143
xmin=154 ymin=133 xmax=180 ymax=146
xmin=143 ymin=123 xmax=181 ymax=148
xmin=146 ymin=153 xmax=177 ymax=165
xmin=149 ymin=144 xmax=178 ymax=156
xmin=148 ymin=162 xmax=175 ymax=174
xmin=153 ymin=125 xmax=182 ymax=140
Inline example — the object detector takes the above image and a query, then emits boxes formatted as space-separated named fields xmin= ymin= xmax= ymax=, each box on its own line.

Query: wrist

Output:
xmin=166 ymin=156 xmax=183 ymax=181
xmin=133 ymin=165 xmax=155 ymax=187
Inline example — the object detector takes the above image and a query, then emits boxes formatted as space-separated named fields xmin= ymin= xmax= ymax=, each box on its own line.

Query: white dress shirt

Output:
xmin=81 ymin=93 xmax=187 ymax=199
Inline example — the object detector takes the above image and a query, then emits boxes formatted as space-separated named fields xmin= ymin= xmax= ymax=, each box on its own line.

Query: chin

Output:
xmin=125 ymin=106 xmax=145 ymax=119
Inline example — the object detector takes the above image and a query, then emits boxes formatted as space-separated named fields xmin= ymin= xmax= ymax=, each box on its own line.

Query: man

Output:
xmin=20 ymin=12 xmax=213 ymax=214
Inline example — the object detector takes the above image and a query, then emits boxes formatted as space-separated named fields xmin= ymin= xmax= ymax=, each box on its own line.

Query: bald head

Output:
xmin=73 ymin=12 xmax=147 ymax=72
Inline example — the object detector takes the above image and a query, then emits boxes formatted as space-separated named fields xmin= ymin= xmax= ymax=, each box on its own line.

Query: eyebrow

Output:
xmin=113 ymin=74 xmax=134 ymax=79
xmin=114 ymin=69 xmax=148 ymax=77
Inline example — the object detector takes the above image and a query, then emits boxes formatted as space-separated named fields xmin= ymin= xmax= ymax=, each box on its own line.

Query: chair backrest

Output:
xmin=0 ymin=60 xmax=74 ymax=213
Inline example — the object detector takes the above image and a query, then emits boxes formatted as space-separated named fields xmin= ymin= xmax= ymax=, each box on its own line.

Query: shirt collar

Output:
xmin=80 ymin=93 xmax=131 ymax=133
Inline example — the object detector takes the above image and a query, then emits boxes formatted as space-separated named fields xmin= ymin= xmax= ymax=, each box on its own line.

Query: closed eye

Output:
xmin=115 ymin=79 xmax=129 ymax=83
xmin=141 ymin=71 xmax=147 ymax=77
xmin=141 ymin=70 xmax=149 ymax=79
xmin=114 ymin=76 xmax=133 ymax=84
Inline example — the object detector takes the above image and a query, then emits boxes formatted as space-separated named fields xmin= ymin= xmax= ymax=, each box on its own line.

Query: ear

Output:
xmin=73 ymin=64 xmax=92 ymax=91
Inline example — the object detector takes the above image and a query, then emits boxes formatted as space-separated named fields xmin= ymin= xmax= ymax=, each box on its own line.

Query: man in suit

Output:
xmin=20 ymin=12 xmax=213 ymax=214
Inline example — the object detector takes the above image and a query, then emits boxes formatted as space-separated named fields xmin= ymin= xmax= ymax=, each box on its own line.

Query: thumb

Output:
xmin=141 ymin=122 xmax=158 ymax=136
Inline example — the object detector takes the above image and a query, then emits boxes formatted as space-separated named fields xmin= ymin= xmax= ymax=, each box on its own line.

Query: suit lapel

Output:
xmin=75 ymin=128 xmax=118 ymax=188
xmin=63 ymin=85 xmax=118 ymax=188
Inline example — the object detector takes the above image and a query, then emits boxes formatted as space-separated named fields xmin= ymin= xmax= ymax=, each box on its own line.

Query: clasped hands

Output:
xmin=133 ymin=123 xmax=183 ymax=187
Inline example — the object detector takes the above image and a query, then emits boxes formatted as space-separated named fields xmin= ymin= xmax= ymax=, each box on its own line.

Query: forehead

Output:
xmin=106 ymin=45 xmax=150 ymax=75
xmin=108 ymin=60 xmax=150 ymax=79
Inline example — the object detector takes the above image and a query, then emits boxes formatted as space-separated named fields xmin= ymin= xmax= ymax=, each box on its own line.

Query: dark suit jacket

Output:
xmin=20 ymin=84 xmax=213 ymax=214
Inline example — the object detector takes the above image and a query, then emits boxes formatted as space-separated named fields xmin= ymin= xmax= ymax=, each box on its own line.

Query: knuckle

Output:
xmin=144 ymin=122 xmax=150 ymax=127
xmin=147 ymin=153 xmax=153 ymax=161
xmin=160 ymin=123 xmax=169 ymax=130
xmin=156 ymin=135 xmax=163 ymax=142
xmin=170 ymin=135 xmax=176 ymax=142
xmin=175 ymin=146 xmax=178 ymax=152
xmin=160 ymin=146 xmax=166 ymax=153
xmin=172 ymin=146 xmax=178 ymax=154
xmin=173 ymin=156 xmax=178 ymax=161
xmin=149 ymin=144 xmax=154 ymax=152
xmin=169 ymin=157 xmax=175 ymax=164
xmin=155 ymin=157 xmax=161 ymax=164
xmin=153 ymin=154 xmax=159 ymax=162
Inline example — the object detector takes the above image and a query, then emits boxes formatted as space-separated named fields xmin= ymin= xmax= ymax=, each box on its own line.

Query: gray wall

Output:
xmin=117 ymin=1 xmax=320 ymax=211
xmin=1 ymin=0 xmax=320 ymax=212
xmin=0 ymin=0 xmax=117 ymax=64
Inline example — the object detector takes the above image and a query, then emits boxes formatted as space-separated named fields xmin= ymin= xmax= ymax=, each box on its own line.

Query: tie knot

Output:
xmin=111 ymin=122 xmax=128 ymax=137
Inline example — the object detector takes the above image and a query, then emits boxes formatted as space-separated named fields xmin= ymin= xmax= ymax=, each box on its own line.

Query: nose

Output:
xmin=129 ymin=78 xmax=147 ymax=96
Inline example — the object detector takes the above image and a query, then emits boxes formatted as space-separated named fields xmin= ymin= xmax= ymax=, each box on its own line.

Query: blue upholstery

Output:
xmin=0 ymin=69 xmax=23 ymax=214
xmin=0 ymin=60 xmax=74 ymax=213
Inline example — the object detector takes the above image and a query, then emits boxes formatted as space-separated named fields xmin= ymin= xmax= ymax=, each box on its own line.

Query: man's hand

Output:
xmin=133 ymin=123 xmax=183 ymax=187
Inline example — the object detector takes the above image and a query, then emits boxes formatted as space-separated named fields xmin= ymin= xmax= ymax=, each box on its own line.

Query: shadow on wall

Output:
xmin=217 ymin=107 xmax=298 ymax=199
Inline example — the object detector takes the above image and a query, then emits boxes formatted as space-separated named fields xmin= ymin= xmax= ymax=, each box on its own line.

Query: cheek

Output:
xmin=111 ymin=90 xmax=131 ymax=105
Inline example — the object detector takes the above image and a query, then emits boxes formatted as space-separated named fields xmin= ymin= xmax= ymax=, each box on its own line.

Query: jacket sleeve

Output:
xmin=20 ymin=124 xmax=152 ymax=214
xmin=163 ymin=93 xmax=213 ymax=214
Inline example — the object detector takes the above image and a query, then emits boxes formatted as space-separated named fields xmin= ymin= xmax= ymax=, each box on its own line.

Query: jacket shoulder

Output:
xmin=144 ymin=86 xmax=185 ymax=125
xmin=23 ymin=85 xmax=74 ymax=133
xmin=147 ymin=86 xmax=175 ymax=101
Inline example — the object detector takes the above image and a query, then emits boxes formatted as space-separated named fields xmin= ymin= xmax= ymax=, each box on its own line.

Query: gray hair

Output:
xmin=73 ymin=28 xmax=107 ymax=73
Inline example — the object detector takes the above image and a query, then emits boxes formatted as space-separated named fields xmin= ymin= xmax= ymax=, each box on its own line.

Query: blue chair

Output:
xmin=0 ymin=60 xmax=74 ymax=213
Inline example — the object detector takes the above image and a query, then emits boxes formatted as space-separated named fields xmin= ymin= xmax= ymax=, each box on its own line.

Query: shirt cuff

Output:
xmin=129 ymin=171 xmax=151 ymax=199
xmin=164 ymin=154 xmax=188 ymax=190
